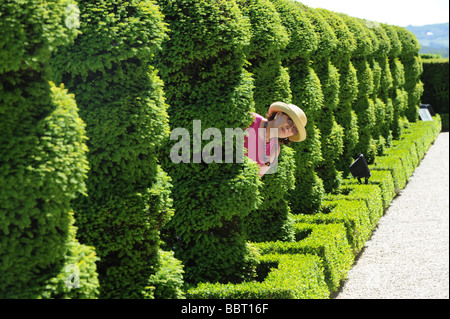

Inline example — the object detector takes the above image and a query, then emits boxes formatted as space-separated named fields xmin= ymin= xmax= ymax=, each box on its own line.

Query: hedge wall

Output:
xmin=51 ymin=0 xmax=183 ymax=298
xmin=270 ymin=0 xmax=325 ymax=215
xmin=237 ymin=0 xmax=296 ymax=243
xmin=421 ymin=57 xmax=449 ymax=131
xmin=318 ymin=9 xmax=359 ymax=176
xmin=155 ymin=0 xmax=262 ymax=284
xmin=0 ymin=0 xmax=98 ymax=298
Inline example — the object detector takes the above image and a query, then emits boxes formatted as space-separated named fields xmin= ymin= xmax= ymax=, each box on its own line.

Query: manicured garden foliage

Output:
xmin=255 ymin=223 xmax=354 ymax=292
xmin=383 ymin=24 xmax=409 ymax=139
xmin=236 ymin=0 xmax=296 ymax=243
xmin=299 ymin=4 xmax=344 ymax=194
xmin=179 ymin=3 xmax=432 ymax=298
xmin=269 ymin=0 xmax=325 ymax=214
xmin=187 ymin=253 xmax=329 ymax=299
xmin=396 ymin=27 xmax=424 ymax=123
xmin=367 ymin=20 xmax=393 ymax=155
xmin=341 ymin=15 xmax=378 ymax=163
xmin=317 ymin=9 xmax=359 ymax=176
xmin=243 ymin=147 xmax=297 ymax=242
xmin=51 ymin=0 xmax=182 ymax=298
xmin=238 ymin=0 xmax=291 ymax=111
xmin=0 ymin=0 xmax=98 ymax=298
xmin=3 ymin=0 xmax=435 ymax=299
xmin=155 ymin=0 xmax=262 ymax=284
xmin=421 ymin=57 xmax=449 ymax=130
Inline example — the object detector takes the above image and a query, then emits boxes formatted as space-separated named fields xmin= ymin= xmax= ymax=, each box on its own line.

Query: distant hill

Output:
xmin=406 ymin=23 xmax=449 ymax=58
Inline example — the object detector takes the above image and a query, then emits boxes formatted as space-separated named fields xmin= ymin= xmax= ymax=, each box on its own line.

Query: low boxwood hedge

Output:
xmin=187 ymin=253 xmax=329 ymax=299
xmin=344 ymin=169 xmax=396 ymax=209
xmin=254 ymin=223 xmax=353 ymax=292
xmin=327 ymin=183 xmax=384 ymax=228
xmin=294 ymin=199 xmax=371 ymax=254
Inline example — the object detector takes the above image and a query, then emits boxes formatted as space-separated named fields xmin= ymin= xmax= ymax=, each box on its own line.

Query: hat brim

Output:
xmin=269 ymin=102 xmax=307 ymax=142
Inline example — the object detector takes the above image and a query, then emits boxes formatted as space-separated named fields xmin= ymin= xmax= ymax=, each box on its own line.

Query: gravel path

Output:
xmin=335 ymin=132 xmax=449 ymax=299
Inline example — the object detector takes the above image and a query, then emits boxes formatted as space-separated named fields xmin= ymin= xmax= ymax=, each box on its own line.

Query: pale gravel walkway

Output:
xmin=335 ymin=132 xmax=449 ymax=299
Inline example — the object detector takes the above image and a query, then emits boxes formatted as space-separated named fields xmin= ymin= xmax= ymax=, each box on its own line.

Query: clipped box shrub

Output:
xmin=255 ymin=223 xmax=354 ymax=292
xmin=389 ymin=140 xmax=420 ymax=175
xmin=1 ymin=0 xmax=98 ymax=298
xmin=293 ymin=199 xmax=372 ymax=254
xmin=371 ymin=117 xmax=441 ymax=196
xmin=345 ymin=170 xmax=396 ymax=209
xmin=372 ymin=155 xmax=408 ymax=192
xmin=404 ymin=116 xmax=442 ymax=154
xmin=187 ymin=253 xmax=329 ymax=299
xmin=328 ymin=184 xmax=384 ymax=228
xmin=51 ymin=0 xmax=180 ymax=298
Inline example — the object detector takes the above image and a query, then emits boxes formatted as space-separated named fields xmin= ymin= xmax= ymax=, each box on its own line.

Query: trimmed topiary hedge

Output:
xmin=51 ymin=0 xmax=181 ymax=298
xmin=237 ymin=0 xmax=296 ymax=243
xmin=1 ymin=0 xmax=99 ymax=298
xmin=421 ymin=57 xmax=449 ymax=131
xmin=3 ymin=0 xmax=439 ymax=299
xmin=155 ymin=0 xmax=262 ymax=284
xmin=187 ymin=253 xmax=329 ymax=299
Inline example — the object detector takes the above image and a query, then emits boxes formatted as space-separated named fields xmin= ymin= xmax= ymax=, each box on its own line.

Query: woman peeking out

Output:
xmin=244 ymin=102 xmax=307 ymax=177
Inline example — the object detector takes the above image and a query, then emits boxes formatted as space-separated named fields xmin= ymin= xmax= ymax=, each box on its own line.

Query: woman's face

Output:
xmin=272 ymin=112 xmax=298 ymax=139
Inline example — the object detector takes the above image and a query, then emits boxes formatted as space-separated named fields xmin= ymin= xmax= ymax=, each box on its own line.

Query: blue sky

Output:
xmin=296 ymin=0 xmax=449 ymax=27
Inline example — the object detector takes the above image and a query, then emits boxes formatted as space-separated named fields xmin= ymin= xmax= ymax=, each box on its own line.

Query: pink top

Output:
xmin=244 ymin=113 xmax=280 ymax=167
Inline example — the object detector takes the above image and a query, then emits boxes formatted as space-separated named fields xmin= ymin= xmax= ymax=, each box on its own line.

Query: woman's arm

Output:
xmin=259 ymin=143 xmax=281 ymax=177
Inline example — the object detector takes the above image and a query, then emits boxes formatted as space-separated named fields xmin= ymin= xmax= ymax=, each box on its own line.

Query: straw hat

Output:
xmin=269 ymin=102 xmax=307 ymax=142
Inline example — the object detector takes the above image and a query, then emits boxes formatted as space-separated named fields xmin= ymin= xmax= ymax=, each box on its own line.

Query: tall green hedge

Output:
xmin=51 ymin=0 xmax=182 ymax=298
xmin=238 ymin=0 xmax=291 ymax=111
xmin=341 ymin=15 xmax=377 ymax=163
xmin=156 ymin=0 xmax=262 ymax=284
xmin=383 ymin=24 xmax=408 ymax=139
xmin=303 ymin=4 xmax=344 ymax=193
xmin=318 ymin=9 xmax=359 ymax=175
xmin=421 ymin=58 xmax=449 ymax=114
xmin=367 ymin=19 xmax=393 ymax=155
xmin=421 ymin=57 xmax=449 ymax=130
xmin=0 ymin=0 xmax=98 ymax=298
xmin=269 ymin=0 xmax=325 ymax=214
xmin=396 ymin=27 xmax=424 ymax=123
xmin=237 ymin=0 xmax=296 ymax=243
